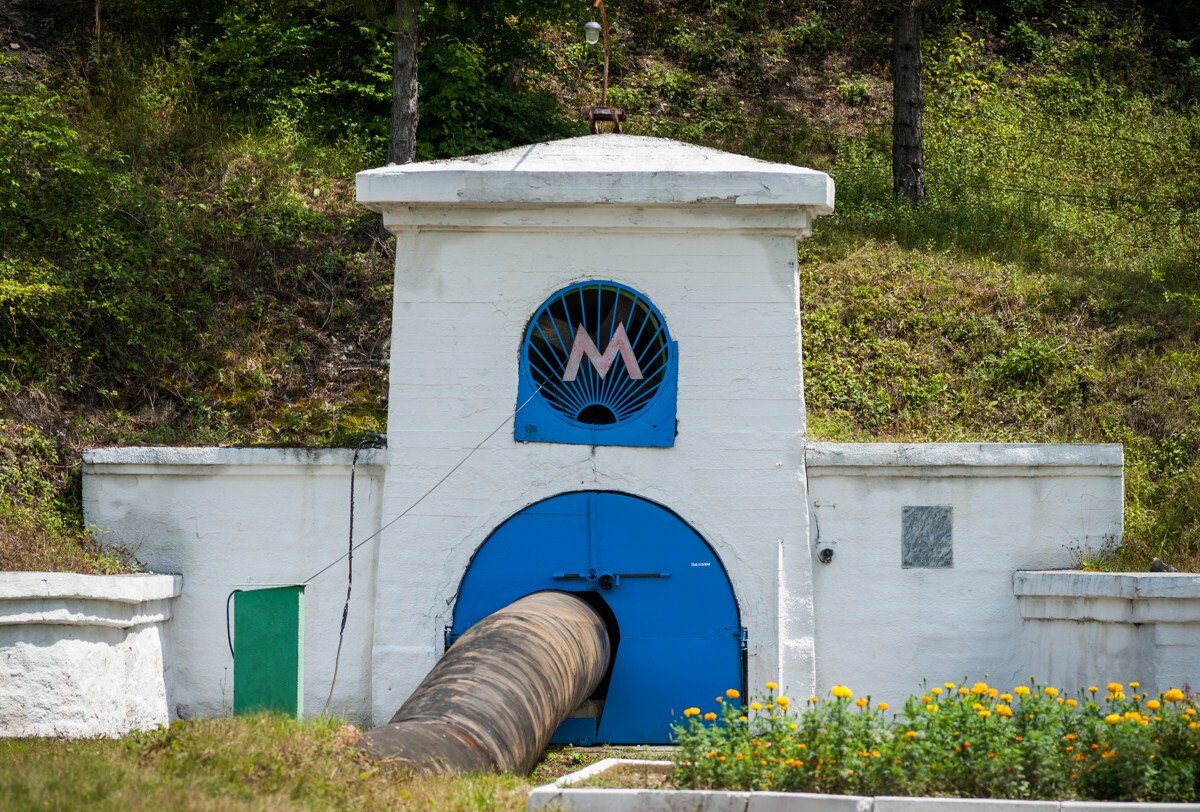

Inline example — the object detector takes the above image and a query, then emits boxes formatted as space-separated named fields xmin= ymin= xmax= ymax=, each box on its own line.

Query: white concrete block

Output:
xmin=875 ymin=798 xmax=1057 ymax=812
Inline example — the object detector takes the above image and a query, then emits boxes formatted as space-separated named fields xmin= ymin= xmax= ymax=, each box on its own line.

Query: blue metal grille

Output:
xmin=524 ymin=281 xmax=670 ymax=427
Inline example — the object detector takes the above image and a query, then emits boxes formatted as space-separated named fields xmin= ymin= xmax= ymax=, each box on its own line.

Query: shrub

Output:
xmin=673 ymin=679 xmax=1200 ymax=801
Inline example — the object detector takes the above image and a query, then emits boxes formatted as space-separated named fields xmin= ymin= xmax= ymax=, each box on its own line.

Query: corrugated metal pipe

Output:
xmin=361 ymin=590 xmax=611 ymax=774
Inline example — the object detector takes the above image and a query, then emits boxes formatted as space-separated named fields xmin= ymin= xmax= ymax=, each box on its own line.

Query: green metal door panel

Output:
xmin=233 ymin=585 xmax=305 ymax=717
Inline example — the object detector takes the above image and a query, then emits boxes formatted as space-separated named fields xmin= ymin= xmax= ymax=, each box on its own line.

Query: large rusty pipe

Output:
xmin=361 ymin=590 xmax=610 ymax=774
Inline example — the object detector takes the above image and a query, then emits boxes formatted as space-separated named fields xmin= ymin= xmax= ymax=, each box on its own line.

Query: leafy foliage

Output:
xmin=674 ymin=680 xmax=1200 ymax=801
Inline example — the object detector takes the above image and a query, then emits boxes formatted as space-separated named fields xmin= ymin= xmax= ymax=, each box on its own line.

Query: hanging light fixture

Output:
xmin=583 ymin=20 xmax=602 ymax=46
xmin=583 ymin=0 xmax=625 ymax=134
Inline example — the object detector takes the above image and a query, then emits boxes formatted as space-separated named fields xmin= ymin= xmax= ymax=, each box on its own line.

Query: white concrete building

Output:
xmin=81 ymin=135 xmax=1150 ymax=740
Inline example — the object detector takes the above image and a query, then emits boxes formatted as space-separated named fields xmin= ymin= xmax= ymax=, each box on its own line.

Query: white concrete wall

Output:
xmin=0 ymin=572 xmax=181 ymax=737
xmin=807 ymin=442 xmax=1124 ymax=706
xmin=82 ymin=447 xmax=384 ymax=723
xmin=371 ymin=206 xmax=818 ymax=724
xmin=1017 ymin=570 xmax=1200 ymax=692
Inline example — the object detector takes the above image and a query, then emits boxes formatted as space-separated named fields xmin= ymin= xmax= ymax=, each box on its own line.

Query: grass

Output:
xmin=0 ymin=715 xmax=657 ymax=811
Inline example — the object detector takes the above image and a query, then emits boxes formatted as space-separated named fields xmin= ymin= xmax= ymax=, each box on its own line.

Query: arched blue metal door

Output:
xmin=451 ymin=491 xmax=742 ymax=744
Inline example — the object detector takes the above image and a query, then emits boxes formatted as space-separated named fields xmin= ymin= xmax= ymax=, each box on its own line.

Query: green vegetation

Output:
xmin=1 ymin=1 xmax=1198 ymax=570
xmin=0 ymin=714 xmax=637 ymax=810
xmin=673 ymin=680 xmax=1200 ymax=801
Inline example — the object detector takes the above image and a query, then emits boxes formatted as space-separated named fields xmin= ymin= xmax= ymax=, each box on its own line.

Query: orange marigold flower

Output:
xmin=971 ymin=682 xmax=989 ymax=695
xmin=855 ymin=697 xmax=869 ymax=708
xmin=1088 ymin=685 xmax=1098 ymax=694
xmin=683 ymin=707 xmax=701 ymax=717
xmin=999 ymin=693 xmax=1012 ymax=703
xmin=726 ymin=688 xmax=740 ymax=700
xmin=996 ymin=704 xmax=1013 ymax=718
xmin=1044 ymin=687 xmax=1060 ymax=698
xmin=878 ymin=702 xmax=890 ymax=712
xmin=704 ymin=712 xmax=717 ymax=721
xmin=1107 ymin=682 xmax=1124 ymax=694
xmin=1014 ymin=686 xmax=1031 ymax=697
xmin=1066 ymin=699 xmax=1078 ymax=707
xmin=904 ymin=730 xmax=919 ymax=739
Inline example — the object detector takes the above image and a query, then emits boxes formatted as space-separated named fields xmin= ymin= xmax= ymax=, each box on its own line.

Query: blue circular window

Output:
xmin=516 ymin=282 xmax=677 ymax=447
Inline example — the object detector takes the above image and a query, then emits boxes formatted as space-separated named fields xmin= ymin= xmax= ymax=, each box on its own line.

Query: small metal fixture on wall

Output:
xmin=584 ymin=0 xmax=625 ymax=133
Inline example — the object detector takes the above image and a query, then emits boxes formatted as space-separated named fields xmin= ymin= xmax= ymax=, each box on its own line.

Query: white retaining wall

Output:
xmin=1017 ymin=570 xmax=1200 ymax=692
xmin=0 ymin=572 xmax=181 ymax=737
xmin=82 ymin=447 xmax=384 ymax=722
xmin=807 ymin=442 xmax=1124 ymax=706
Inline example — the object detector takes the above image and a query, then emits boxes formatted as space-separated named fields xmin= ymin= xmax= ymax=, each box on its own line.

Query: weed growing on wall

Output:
xmin=674 ymin=680 xmax=1200 ymax=801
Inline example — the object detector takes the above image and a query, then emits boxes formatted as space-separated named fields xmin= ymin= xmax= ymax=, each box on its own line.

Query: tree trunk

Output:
xmin=389 ymin=0 xmax=419 ymax=165
xmin=892 ymin=0 xmax=924 ymax=206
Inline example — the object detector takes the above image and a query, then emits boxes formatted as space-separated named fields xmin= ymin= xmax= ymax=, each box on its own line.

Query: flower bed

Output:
xmin=672 ymin=680 xmax=1200 ymax=803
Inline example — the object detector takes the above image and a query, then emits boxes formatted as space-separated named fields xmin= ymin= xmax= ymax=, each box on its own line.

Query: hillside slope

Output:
xmin=0 ymin=0 xmax=1197 ymax=570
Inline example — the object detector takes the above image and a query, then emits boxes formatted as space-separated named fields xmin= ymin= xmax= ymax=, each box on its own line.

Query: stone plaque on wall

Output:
xmin=902 ymin=505 xmax=953 ymax=568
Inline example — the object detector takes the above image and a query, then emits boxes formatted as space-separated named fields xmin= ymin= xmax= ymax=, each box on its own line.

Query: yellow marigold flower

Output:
xmin=1014 ymin=686 xmax=1031 ymax=697
xmin=808 ymin=695 xmax=820 ymax=704
xmin=765 ymin=681 xmax=778 ymax=691
xmin=944 ymin=682 xmax=956 ymax=690
xmin=777 ymin=696 xmax=790 ymax=710
xmin=1185 ymin=708 xmax=1197 ymax=717
xmin=904 ymin=730 xmax=919 ymax=739
xmin=972 ymin=702 xmax=985 ymax=712
xmin=878 ymin=702 xmax=890 ymax=712
xmin=999 ymin=693 xmax=1012 ymax=703
xmin=704 ymin=712 xmax=717 ymax=721
xmin=1066 ymin=699 xmax=1078 ymax=707
xmin=1107 ymin=682 xmax=1124 ymax=694
xmin=1044 ymin=687 xmax=1060 ymax=698
xmin=831 ymin=685 xmax=853 ymax=699
xmin=684 ymin=707 xmax=700 ymax=717
xmin=987 ymin=688 xmax=999 ymax=699
xmin=958 ymin=687 xmax=970 ymax=696
xmin=1111 ymin=691 xmax=1126 ymax=701
xmin=1105 ymin=713 xmax=1122 ymax=725
xmin=978 ymin=710 xmax=991 ymax=718
xmin=738 ymin=715 xmax=747 ymax=723
xmin=1147 ymin=700 xmax=1162 ymax=711
xmin=726 ymin=688 xmax=740 ymax=700
xmin=789 ymin=722 xmax=798 ymax=730
xmin=1130 ymin=681 xmax=1141 ymax=689
xmin=855 ymin=697 xmax=869 ymax=708
xmin=1189 ymin=722 xmax=1200 ymax=732
xmin=996 ymin=704 xmax=1014 ymax=718
xmin=751 ymin=702 xmax=763 ymax=711
xmin=971 ymin=682 xmax=989 ymax=695
xmin=1088 ymin=685 xmax=1098 ymax=694
xmin=931 ymin=687 xmax=943 ymax=696
xmin=926 ymin=703 xmax=939 ymax=713
xmin=1166 ymin=689 xmax=1186 ymax=702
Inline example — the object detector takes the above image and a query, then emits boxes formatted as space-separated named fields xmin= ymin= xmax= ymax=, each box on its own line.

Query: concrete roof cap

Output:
xmin=356 ymin=134 xmax=834 ymax=214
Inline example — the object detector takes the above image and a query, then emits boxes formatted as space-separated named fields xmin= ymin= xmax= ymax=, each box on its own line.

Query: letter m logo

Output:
xmin=562 ymin=323 xmax=643 ymax=382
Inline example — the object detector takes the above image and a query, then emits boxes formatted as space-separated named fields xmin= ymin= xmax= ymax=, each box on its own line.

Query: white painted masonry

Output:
xmin=76 ymin=135 xmax=1171 ymax=738
xmin=82 ymin=447 xmax=384 ymax=722
xmin=359 ymin=135 xmax=832 ymax=722
xmin=0 ymin=572 xmax=181 ymax=737
xmin=807 ymin=443 xmax=1124 ymax=706
xmin=527 ymin=760 xmax=1196 ymax=811
xmin=1016 ymin=570 xmax=1200 ymax=692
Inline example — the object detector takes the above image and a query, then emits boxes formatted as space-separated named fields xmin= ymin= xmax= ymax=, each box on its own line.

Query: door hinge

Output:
xmin=738 ymin=626 xmax=748 ymax=651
